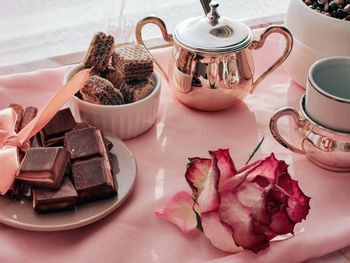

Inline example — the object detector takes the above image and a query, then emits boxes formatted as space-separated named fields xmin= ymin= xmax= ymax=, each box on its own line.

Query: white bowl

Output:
xmin=64 ymin=65 xmax=161 ymax=140
xmin=284 ymin=0 xmax=350 ymax=88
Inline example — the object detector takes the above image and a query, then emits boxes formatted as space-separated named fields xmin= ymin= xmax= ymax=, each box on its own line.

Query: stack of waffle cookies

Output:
xmin=80 ymin=32 xmax=155 ymax=105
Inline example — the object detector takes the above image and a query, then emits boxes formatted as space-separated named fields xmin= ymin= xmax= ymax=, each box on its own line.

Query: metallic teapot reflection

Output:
xmin=135 ymin=1 xmax=293 ymax=111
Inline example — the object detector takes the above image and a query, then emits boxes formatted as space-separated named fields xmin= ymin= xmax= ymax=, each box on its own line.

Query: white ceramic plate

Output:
xmin=0 ymin=136 xmax=136 ymax=231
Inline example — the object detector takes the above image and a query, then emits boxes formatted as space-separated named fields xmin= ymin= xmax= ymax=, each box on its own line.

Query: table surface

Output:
xmin=1 ymin=1 xmax=350 ymax=262
xmin=1 ymin=35 xmax=350 ymax=263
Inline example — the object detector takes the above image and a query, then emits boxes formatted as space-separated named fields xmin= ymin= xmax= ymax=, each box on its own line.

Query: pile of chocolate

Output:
xmin=79 ymin=32 xmax=155 ymax=105
xmin=303 ymin=0 xmax=350 ymax=20
xmin=8 ymin=105 xmax=118 ymax=213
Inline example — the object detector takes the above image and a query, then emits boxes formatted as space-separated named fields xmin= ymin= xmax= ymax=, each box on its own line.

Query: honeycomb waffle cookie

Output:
xmin=112 ymin=44 xmax=153 ymax=82
xmin=83 ymin=32 xmax=115 ymax=72
xmin=81 ymin=75 xmax=125 ymax=105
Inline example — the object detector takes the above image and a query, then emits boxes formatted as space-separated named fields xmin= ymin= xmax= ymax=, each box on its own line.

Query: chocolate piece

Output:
xmin=18 ymin=106 xmax=38 ymax=158
xmin=6 ymin=182 xmax=32 ymax=201
xmin=119 ymin=78 xmax=155 ymax=103
xmin=6 ymin=182 xmax=22 ymax=200
xmin=31 ymin=133 xmax=43 ymax=148
xmin=33 ymin=178 xmax=78 ymax=213
xmin=103 ymin=65 xmax=122 ymax=88
xmin=109 ymin=153 xmax=119 ymax=175
xmin=104 ymin=137 xmax=113 ymax=151
xmin=17 ymin=147 xmax=69 ymax=190
xmin=83 ymin=32 xmax=115 ymax=72
xmin=72 ymin=122 xmax=91 ymax=131
xmin=112 ymin=44 xmax=153 ymax=82
xmin=40 ymin=108 xmax=76 ymax=146
xmin=9 ymin=103 xmax=24 ymax=133
xmin=20 ymin=184 xmax=32 ymax=200
xmin=64 ymin=127 xmax=106 ymax=161
xmin=73 ymin=123 xmax=112 ymax=150
xmin=72 ymin=157 xmax=117 ymax=203
xmin=81 ymin=75 xmax=125 ymax=105
xmin=20 ymin=106 xmax=38 ymax=130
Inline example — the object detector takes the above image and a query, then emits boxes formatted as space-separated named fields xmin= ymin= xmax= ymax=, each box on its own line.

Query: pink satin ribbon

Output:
xmin=0 ymin=68 xmax=90 ymax=195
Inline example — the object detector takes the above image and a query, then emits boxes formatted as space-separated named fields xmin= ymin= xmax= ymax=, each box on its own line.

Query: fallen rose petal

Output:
xmin=185 ymin=157 xmax=211 ymax=199
xmin=201 ymin=212 xmax=241 ymax=253
xmin=156 ymin=191 xmax=197 ymax=233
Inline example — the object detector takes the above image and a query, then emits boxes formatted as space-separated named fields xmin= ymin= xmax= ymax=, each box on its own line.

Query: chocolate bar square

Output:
xmin=40 ymin=108 xmax=76 ymax=146
xmin=33 ymin=178 xmax=78 ymax=213
xmin=17 ymin=147 xmax=69 ymax=190
xmin=64 ymin=127 xmax=106 ymax=161
xmin=72 ymin=122 xmax=112 ymax=150
xmin=72 ymin=157 xmax=117 ymax=203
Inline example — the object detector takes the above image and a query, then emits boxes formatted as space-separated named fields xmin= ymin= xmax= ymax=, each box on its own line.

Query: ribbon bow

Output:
xmin=0 ymin=69 xmax=90 ymax=195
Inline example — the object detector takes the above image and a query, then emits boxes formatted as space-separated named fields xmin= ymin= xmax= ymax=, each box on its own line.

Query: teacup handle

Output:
xmin=250 ymin=26 xmax=293 ymax=93
xmin=269 ymin=107 xmax=305 ymax=154
xmin=135 ymin=16 xmax=174 ymax=83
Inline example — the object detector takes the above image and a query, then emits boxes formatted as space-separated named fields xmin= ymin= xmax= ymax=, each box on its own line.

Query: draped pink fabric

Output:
xmin=0 ymin=36 xmax=349 ymax=263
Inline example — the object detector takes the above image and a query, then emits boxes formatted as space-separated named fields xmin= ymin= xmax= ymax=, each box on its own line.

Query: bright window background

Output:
xmin=0 ymin=0 xmax=290 ymax=67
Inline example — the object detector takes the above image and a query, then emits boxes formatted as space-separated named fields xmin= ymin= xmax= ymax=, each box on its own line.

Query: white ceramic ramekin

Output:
xmin=64 ymin=64 xmax=161 ymax=140
xmin=284 ymin=0 xmax=350 ymax=88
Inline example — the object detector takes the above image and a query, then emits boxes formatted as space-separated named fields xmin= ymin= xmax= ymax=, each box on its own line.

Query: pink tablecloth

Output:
xmin=1 ymin=36 xmax=350 ymax=263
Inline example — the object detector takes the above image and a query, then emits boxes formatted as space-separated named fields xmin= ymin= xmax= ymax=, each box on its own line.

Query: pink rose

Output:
xmin=156 ymin=149 xmax=310 ymax=253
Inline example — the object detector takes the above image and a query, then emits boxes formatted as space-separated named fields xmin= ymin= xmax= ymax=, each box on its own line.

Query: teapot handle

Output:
xmin=135 ymin=16 xmax=174 ymax=83
xmin=250 ymin=26 xmax=293 ymax=93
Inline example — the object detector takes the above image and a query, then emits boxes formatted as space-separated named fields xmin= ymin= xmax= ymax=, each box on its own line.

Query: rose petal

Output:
xmin=197 ymin=152 xmax=220 ymax=213
xmin=220 ymin=163 xmax=259 ymax=194
xmin=245 ymin=154 xmax=281 ymax=182
xmin=185 ymin=157 xmax=211 ymax=199
xmin=277 ymin=173 xmax=311 ymax=223
xmin=287 ymin=193 xmax=311 ymax=223
xmin=269 ymin=211 xmax=295 ymax=235
xmin=236 ymin=159 xmax=262 ymax=174
xmin=201 ymin=212 xmax=241 ymax=253
xmin=156 ymin=191 xmax=197 ymax=233
xmin=219 ymin=182 xmax=269 ymax=253
xmin=210 ymin=149 xmax=237 ymax=189
xmin=219 ymin=172 xmax=247 ymax=194
xmin=253 ymin=175 xmax=271 ymax=188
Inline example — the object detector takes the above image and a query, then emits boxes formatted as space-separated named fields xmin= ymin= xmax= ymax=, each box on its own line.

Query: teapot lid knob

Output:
xmin=208 ymin=1 xmax=220 ymax=26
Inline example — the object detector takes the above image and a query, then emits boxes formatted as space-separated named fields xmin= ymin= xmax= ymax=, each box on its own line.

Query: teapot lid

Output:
xmin=173 ymin=1 xmax=252 ymax=54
